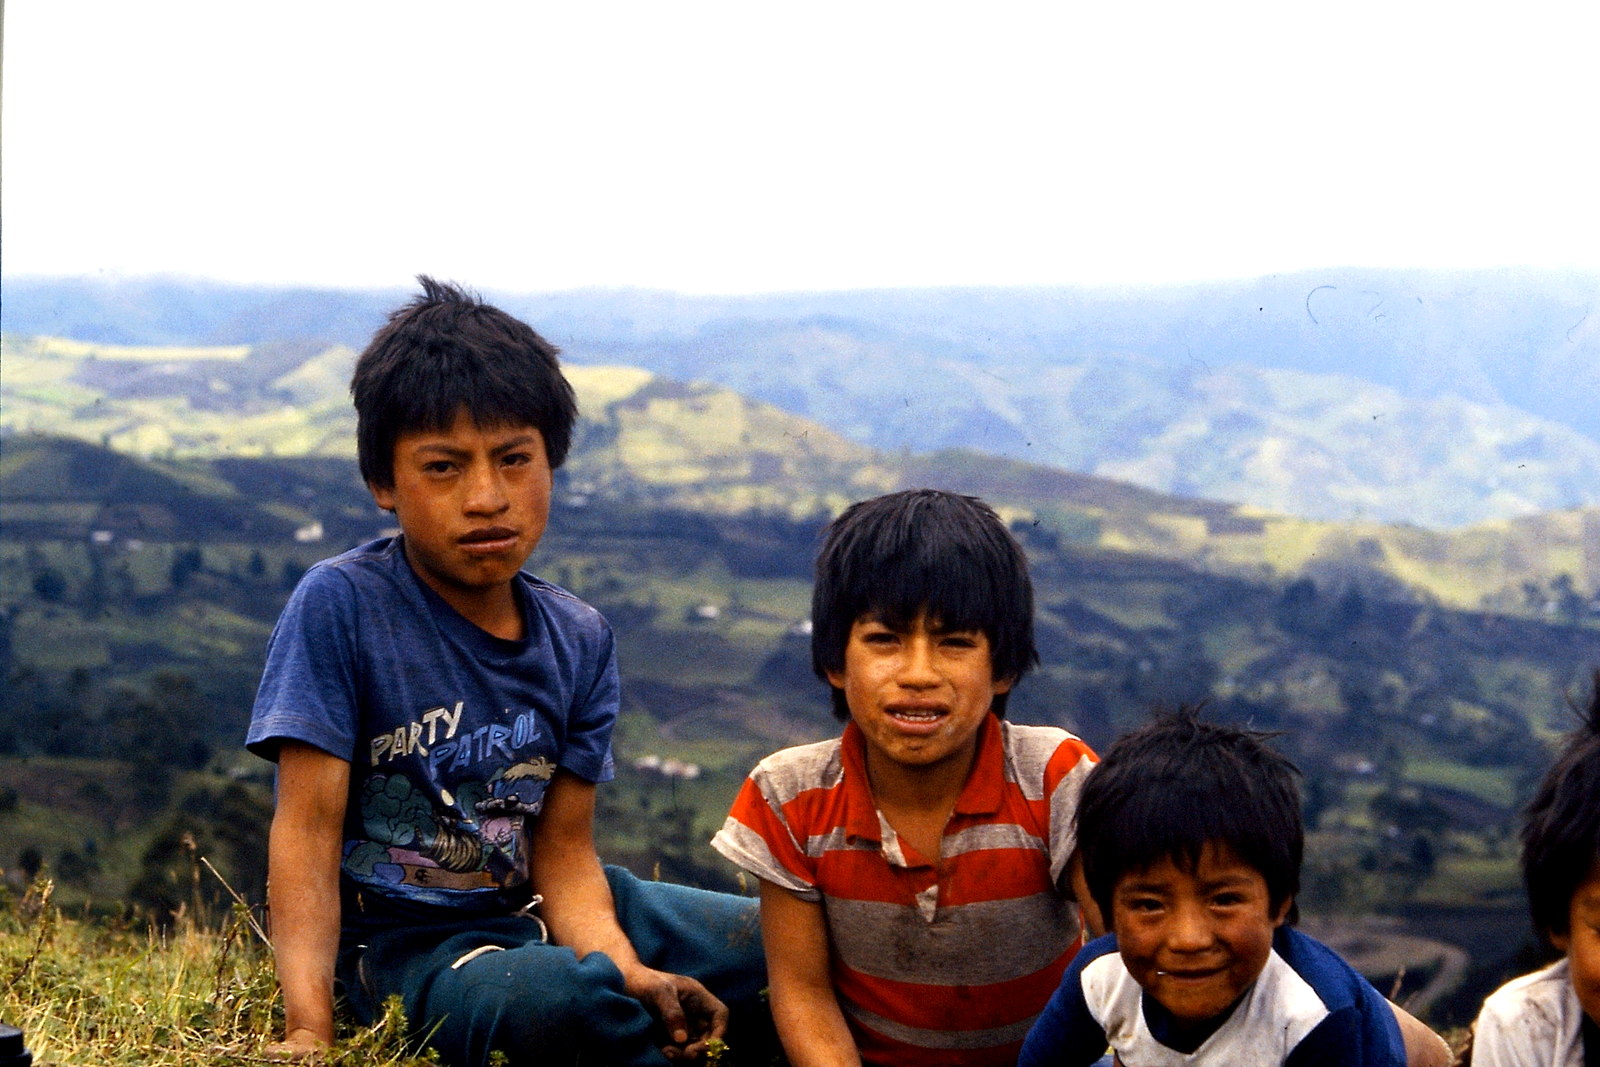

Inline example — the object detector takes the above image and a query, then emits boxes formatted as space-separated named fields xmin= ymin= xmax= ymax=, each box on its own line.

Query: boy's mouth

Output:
xmin=887 ymin=704 xmax=946 ymax=727
xmin=459 ymin=526 xmax=519 ymax=551
xmin=1155 ymin=965 xmax=1225 ymax=983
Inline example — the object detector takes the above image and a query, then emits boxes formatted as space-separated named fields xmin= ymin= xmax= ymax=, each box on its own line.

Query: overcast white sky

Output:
xmin=3 ymin=1 xmax=1598 ymax=295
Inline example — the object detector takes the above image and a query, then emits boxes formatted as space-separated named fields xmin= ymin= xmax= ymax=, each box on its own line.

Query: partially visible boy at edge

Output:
xmin=1017 ymin=710 xmax=1450 ymax=1067
xmin=247 ymin=278 xmax=767 ymax=1066
xmin=1467 ymin=671 xmax=1600 ymax=1065
xmin=712 ymin=489 xmax=1104 ymax=1065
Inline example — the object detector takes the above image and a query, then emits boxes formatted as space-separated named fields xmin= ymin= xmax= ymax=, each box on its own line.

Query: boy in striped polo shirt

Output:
xmin=713 ymin=489 xmax=1101 ymax=1066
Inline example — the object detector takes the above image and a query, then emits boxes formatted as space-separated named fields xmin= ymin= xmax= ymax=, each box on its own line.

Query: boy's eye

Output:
xmin=423 ymin=461 xmax=456 ymax=474
xmin=939 ymin=634 xmax=979 ymax=649
xmin=501 ymin=451 xmax=532 ymax=467
xmin=1123 ymin=897 xmax=1163 ymax=913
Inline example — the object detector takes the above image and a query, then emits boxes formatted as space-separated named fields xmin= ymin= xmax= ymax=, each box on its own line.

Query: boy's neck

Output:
xmin=1145 ymin=986 xmax=1247 ymax=1054
xmin=863 ymin=741 xmax=979 ymax=861
xmin=403 ymin=547 xmax=526 ymax=640
xmin=445 ymin=585 xmax=526 ymax=640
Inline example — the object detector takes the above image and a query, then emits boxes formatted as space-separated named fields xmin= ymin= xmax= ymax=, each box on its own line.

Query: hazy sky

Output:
xmin=4 ymin=1 xmax=1598 ymax=295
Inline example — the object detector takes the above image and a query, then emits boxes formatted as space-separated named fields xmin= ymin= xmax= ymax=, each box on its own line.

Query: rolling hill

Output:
xmin=5 ymin=270 xmax=1600 ymax=526
xmin=3 ymin=331 xmax=1595 ymax=615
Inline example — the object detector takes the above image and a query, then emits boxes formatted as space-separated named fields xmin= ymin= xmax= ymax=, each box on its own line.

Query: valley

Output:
xmin=3 ymin=273 xmax=1600 ymax=1028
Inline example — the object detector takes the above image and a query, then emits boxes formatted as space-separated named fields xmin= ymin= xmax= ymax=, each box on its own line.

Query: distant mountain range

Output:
xmin=3 ymin=269 xmax=1597 ymax=527
xmin=2 ymin=330 xmax=1595 ymax=614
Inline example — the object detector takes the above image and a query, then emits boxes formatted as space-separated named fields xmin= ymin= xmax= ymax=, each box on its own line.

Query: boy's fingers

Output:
xmin=647 ymin=980 xmax=691 ymax=1043
xmin=637 ymin=969 xmax=728 ymax=1051
xmin=671 ymin=976 xmax=728 ymax=1039
xmin=693 ymin=986 xmax=730 ymax=1040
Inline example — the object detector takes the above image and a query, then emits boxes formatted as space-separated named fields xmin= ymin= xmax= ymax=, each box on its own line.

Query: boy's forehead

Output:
xmin=393 ymin=412 xmax=544 ymax=443
xmin=1118 ymin=840 xmax=1261 ymax=885
xmin=855 ymin=609 xmax=980 ymax=634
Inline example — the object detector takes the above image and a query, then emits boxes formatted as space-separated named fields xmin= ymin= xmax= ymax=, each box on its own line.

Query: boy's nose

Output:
xmin=896 ymin=636 xmax=941 ymax=687
xmin=1165 ymin=902 xmax=1215 ymax=951
xmin=463 ymin=464 xmax=510 ymax=513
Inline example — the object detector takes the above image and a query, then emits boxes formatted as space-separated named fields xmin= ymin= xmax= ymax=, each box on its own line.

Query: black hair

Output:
xmin=811 ymin=488 xmax=1038 ymax=720
xmin=352 ymin=276 xmax=578 ymax=489
xmin=1521 ymin=671 xmax=1600 ymax=946
xmin=1077 ymin=708 xmax=1303 ymax=926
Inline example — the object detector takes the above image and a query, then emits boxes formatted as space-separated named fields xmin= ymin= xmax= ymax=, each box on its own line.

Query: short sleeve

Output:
xmin=1017 ymin=938 xmax=1114 ymax=1067
xmin=245 ymin=563 xmax=362 ymax=763
xmin=1285 ymin=1002 xmax=1405 ymax=1067
xmin=1046 ymin=734 xmax=1098 ymax=886
xmin=711 ymin=772 xmax=821 ymax=901
xmin=554 ymin=619 xmax=618 ymax=784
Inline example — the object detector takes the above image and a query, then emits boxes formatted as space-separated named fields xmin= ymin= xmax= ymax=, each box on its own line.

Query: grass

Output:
xmin=0 ymin=879 xmax=436 ymax=1066
xmin=3 ymin=865 xmax=1478 ymax=1066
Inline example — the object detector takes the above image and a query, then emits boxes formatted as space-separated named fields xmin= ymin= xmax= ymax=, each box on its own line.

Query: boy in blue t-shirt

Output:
xmin=1019 ymin=710 xmax=1448 ymax=1066
xmin=247 ymin=278 xmax=766 ymax=1066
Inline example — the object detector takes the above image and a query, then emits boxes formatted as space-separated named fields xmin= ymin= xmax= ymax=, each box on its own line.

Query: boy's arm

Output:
xmin=1016 ymin=939 xmax=1114 ymax=1067
xmin=265 ymin=742 xmax=350 ymax=1059
xmin=530 ymin=770 xmax=727 ymax=1060
xmin=758 ymin=879 xmax=862 ymax=1067
xmin=1067 ymin=850 xmax=1106 ymax=939
xmin=1283 ymin=998 xmax=1451 ymax=1067
xmin=1390 ymin=1002 xmax=1451 ymax=1067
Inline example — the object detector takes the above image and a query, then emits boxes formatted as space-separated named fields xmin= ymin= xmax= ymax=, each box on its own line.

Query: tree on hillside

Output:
xmin=168 ymin=546 xmax=204 ymax=591
xmin=102 ymin=672 xmax=213 ymax=773
xmin=31 ymin=565 xmax=68 ymax=603
xmin=1552 ymin=574 xmax=1587 ymax=625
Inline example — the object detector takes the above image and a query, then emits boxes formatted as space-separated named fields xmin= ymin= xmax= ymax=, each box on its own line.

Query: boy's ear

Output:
xmin=825 ymin=669 xmax=846 ymax=691
xmin=1271 ymin=895 xmax=1294 ymax=928
xmin=1551 ymin=929 xmax=1571 ymax=954
xmin=369 ymin=482 xmax=397 ymax=512
xmin=992 ymin=673 xmax=1016 ymax=695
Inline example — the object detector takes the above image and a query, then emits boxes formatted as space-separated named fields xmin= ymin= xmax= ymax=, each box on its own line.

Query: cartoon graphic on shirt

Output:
xmin=482 ymin=756 xmax=558 ymax=814
xmin=345 ymin=757 xmax=557 ymax=897
xmin=341 ymin=700 xmax=563 ymax=902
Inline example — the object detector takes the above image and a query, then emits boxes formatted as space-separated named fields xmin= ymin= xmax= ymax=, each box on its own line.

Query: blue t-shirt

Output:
xmin=1018 ymin=927 xmax=1405 ymax=1066
xmin=246 ymin=537 xmax=618 ymax=928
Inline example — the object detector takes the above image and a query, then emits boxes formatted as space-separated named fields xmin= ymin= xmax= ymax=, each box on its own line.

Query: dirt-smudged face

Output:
xmin=1111 ymin=841 xmax=1290 ymax=1033
xmin=370 ymin=410 xmax=551 ymax=630
xmin=1551 ymin=860 xmax=1600 ymax=1028
xmin=828 ymin=612 xmax=1011 ymax=777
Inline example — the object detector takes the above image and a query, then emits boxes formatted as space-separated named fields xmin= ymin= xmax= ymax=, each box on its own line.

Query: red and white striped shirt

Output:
xmin=713 ymin=714 xmax=1098 ymax=1066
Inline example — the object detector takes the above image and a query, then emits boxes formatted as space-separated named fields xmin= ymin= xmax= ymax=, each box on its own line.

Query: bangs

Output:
xmin=1094 ymin=772 xmax=1298 ymax=889
xmin=382 ymin=337 xmax=546 ymax=436
xmin=352 ymin=279 xmax=576 ymax=488
xmin=847 ymin=535 xmax=1016 ymax=639
xmin=1523 ymin=686 xmax=1600 ymax=942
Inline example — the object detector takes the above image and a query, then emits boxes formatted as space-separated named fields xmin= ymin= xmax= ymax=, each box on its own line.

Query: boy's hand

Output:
xmin=624 ymin=965 xmax=729 ymax=1059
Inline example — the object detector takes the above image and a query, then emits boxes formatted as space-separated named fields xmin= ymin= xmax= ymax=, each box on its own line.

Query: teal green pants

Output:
xmin=339 ymin=867 xmax=772 ymax=1067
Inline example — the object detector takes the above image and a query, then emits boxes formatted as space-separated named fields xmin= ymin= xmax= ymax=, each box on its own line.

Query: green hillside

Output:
xmin=8 ymin=270 xmax=1598 ymax=527
xmin=5 ymin=321 xmax=1600 ymax=1026
xmin=3 ymin=432 xmax=1597 ymax=1024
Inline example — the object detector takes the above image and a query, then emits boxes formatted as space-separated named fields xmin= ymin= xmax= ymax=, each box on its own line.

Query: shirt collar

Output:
xmin=838 ymin=713 xmax=1007 ymax=842
xmin=953 ymin=713 xmax=1006 ymax=816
